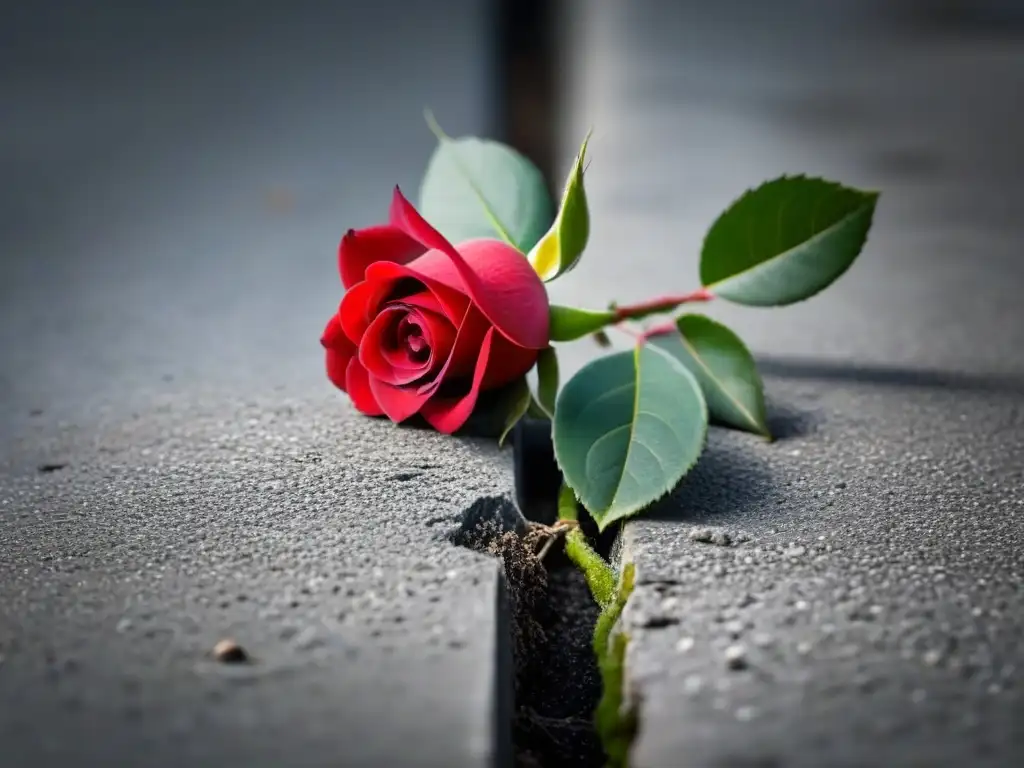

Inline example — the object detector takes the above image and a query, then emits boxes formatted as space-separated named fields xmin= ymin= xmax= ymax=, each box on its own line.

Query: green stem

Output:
xmin=557 ymin=481 xmax=638 ymax=767
xmin=557 ymin=481 xmax=578 ymax=522
xmin=565 ymin=528 xmax=616 ymax=607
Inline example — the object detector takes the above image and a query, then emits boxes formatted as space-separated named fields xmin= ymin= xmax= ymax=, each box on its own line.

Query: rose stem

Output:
xmin=611 ymin=287 xmax=714 ymax=323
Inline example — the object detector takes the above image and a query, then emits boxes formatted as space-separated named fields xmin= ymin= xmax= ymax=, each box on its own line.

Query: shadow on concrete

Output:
xmin=763 ymin=399 xmax=823 ymax=441
xmin=643 ymin=436 xmax=778 ymax=524
xmin=758 ymin=356 xmax=1024 ymax=398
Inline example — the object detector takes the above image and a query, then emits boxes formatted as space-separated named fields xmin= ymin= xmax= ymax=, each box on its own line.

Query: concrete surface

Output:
xmin=0 ymin=3 xmax=515 ymax=767
xmin=557 ymin=0 xmax=1024 ymax=765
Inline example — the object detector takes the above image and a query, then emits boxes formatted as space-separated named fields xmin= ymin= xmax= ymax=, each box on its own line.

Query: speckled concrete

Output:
xmin=0 ymin=3 xmax=514 ymax=767
xmin=559 ymin=1 xmax=1024 ymax=765
xmin=0 ymin=399 xmax=513 ymax=767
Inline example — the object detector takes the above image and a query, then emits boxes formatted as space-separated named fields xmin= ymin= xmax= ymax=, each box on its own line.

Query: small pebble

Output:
xmin=923 ymin=649 xmax=944 ymax=667
xmin=689 ymin=527 xmax=731 ymax=546
xmin=688 ymin=528 xmax=713 ymax=543
xmin=212 ymin=639 xmax=249 ymax=663
xmin=724 ymin=644 xmax=748 ymax=670
xmin=676 ymin=636 xmax=695 ymax=653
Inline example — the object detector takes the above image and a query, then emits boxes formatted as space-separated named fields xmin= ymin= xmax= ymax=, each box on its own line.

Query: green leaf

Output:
xmin=553 ymin=346 xmax=708 ymax=531
xmin=701 ymin=176 xmax=879 ymax=306
xmin=497 ymin=377 xmax=531 ymax=447
xmin=419 ymin=113 xmax=554 ymax=252
xmin=549 ymin=305 xmax=616 ymax=342
xmin=648 ymin=314 xmax=770 ymax=438
xmin=534 ymin=347 xmax=559 ymax=419
xmin=527 ymin=131 xmax=591 ymax=281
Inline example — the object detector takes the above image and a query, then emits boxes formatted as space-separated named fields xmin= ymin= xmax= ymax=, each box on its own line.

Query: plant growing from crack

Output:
xmin=321 ymin=112 xmax=879 ymax=765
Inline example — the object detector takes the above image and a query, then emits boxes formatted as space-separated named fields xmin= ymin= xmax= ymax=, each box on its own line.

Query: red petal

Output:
xmin=416 ymin=304 xmax=490 ymax=396
xmin=364 ymin=260 xmax=469 ymax=322
xmin=480 ymin=333 xmax=539 ymax=391
xmin=359 ymin=308 xmax=410 ymax=385
xmin=421 ymin=327 xmax=496 ymax=434
xmin=358 ymin=307 xmax=426 ymax=386
xmin=346 ymin=358 xmax=384 ymax=416
xmin=388 ymin=188 xmax=550 ymax=349
xmin=322 ymin=313 xmax=357 ymax=392
xmin=414 ymin=309 xmax=457 ymax=375
xmin=368 ymin=375 xmax=431 ymax=423
xmin=338 ymin=225 xmax=426 ymax=289
xmin=339 ymin=280 xmax=391 ymax=345
xmin=398 ymin=291 xmax=444 ymax=314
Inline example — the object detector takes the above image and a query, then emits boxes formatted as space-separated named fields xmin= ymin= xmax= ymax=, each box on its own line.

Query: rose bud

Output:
xmin=321 ymin=187 xmax=550 ymax=434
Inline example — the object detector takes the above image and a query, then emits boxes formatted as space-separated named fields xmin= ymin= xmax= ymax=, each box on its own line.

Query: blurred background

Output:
xmin=3 ymin=0 xmax=1024 ymax=431
xmin=2 ymin=3 xmax=1024 ymax=766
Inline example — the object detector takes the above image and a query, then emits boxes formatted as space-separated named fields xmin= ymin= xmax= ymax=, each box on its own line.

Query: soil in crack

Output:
xmin=457 ymin=520 xmax=605 ymax=766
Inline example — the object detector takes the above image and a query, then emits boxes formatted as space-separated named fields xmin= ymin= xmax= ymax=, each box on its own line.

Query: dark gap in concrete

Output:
xmin=446 ymin=419 xmax=615 ymax=767
xmin=493 ymin=0 xmax=560 ymax=196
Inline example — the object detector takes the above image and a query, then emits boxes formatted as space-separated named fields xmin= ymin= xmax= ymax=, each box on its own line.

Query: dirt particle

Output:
xmin=689 ymin=527 xmax=732 ymax=546
xmin=212 ymin=639 xmax=249 ymax=663
xmin=724 ymin=644 xmax=748 ymax=670
xmin=37 ymin=463 xmax=67 ymax=473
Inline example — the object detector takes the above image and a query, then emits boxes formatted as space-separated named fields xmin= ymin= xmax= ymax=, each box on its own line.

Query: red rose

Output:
xmin=321 ymin=188 xmax=550 ymax=434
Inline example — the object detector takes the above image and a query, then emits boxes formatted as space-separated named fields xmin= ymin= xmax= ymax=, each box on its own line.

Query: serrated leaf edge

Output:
xmin=673 ymin=315 xmax=770 ymax=439
xmin=553 ymin=346 xmax=710 ymax=532
xmin=424 ymin=110 xmax=520 ymax=249
xmin=702 ymin=175 xmax=880 ymax=302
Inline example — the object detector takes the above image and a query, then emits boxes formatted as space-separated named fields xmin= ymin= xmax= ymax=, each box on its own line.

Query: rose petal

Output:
xmin=345 ymin=358 xmax=384 ymax=416
xmin=416 ymin=304 xmax=490 ymax=396
xmin=421 ymin=327 xmax=496 ymax=435
xmin=368 ymin=375 xmax=432 ymax=423
xmin=364 ymin=260 xmax=469 ymax=322
xmin=338 ymin=225 xmax=426 ymax=289
xmin=480 ymin=332 xmax=539 ymax=391
xmin=339 ymin=279 xmax=393 ymax=345
xmin=398 ymin=291 xmax=444 ymax=314
xmin=322 ymin=313 xmax=358 ymax=392
xmin=388 ymin=188 xmax=549 ymax=350
xmin=320 ymin=311 xmax=350 ymax=349
xmin=359 ymin=308 xmax=415 ymax=385
xmin=358 ymin=302 xmax=458 ymax=387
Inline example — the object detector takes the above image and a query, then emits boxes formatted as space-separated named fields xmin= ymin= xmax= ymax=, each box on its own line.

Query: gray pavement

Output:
xmin=0 ymin=3 xmax=514 ymax=767
xmin=556 ymin=1 xmax=1024 ymax=765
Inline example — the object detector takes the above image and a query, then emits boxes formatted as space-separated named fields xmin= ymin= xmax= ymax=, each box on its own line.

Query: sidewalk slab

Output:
xmin=0 ymin=397 xmax=513 ymax=768
xmin=562 ymin=1 xmax=1024 ymax=765
xmin=0 ymin=3 xmax=514 ymax=767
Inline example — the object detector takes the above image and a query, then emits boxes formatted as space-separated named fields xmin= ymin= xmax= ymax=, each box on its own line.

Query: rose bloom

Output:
xmin=321 ymin=188 xmax=550 ymax=434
